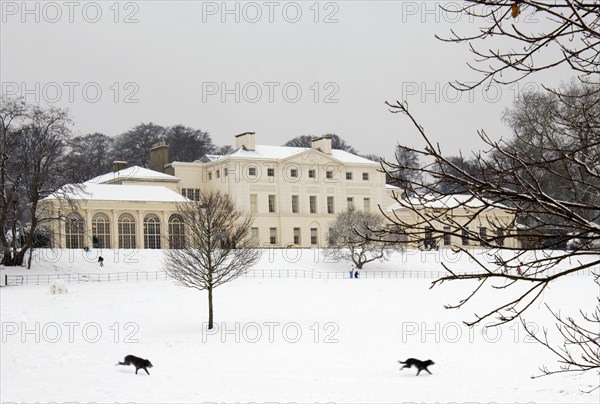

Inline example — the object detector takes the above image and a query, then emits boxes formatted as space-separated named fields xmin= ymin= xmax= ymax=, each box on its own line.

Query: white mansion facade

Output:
xmin=42 ymin=132 xmax=519 ymax=250
xmin=42 ymin=133 xmax=390 ymax=249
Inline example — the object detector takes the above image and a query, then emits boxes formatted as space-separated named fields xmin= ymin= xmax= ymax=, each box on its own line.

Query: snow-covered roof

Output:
xmin=85 ymin=166 xmax=179 ymax=184
xmin=212 ymin=145 xmax=378 ymax=165
xmin=203 ymin=154 xmax=225 ymax=162
xmin=386 ymin=184 xmax=401 ymax=190
xmin=47 ymin=183 xmax=190 ymax=203
xmin=387 ymin=194 xmax=509 ymax=212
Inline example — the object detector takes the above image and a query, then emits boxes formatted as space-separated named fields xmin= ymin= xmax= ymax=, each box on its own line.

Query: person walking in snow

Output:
xmin=98 ymin=256 xmax=104 ymax=267
xmin=354 ymin=270 xmax=360 ymax=279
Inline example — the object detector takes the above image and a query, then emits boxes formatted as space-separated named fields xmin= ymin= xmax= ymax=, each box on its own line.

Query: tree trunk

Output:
xmin=1 ymin=246 xmax=13 ymax=266
xmin=13 ymin=247 xmax=27 ymax=267
xmin=207 ymin=285 xmax=214 ymax=330
xmin=26 ymin=247 xmax=34 ymax=269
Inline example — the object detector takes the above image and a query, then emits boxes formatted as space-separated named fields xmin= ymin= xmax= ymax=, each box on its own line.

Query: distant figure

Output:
xmin=349 ymin=269 xmax=353 ymax=278
xmin=516 ymin=265 xmax=522 ymax=275
xmin=92 ymin=236 xmax=99 ymax=248
xmin=98 ymin=256 xmax=104 ymax=267
xmin=83 ymin=246 xmax=90 ymax=253
xmin=354 ymin=270 xmax=360 ymax=279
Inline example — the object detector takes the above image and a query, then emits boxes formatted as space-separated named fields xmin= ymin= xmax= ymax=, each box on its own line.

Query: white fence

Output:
xmin=3 ymin=266 xmax=597 ymax=286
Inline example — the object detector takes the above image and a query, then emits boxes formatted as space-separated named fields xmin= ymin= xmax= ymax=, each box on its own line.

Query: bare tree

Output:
xmin=112 ymin=122 xmax=166 ymax=167
xmin=284 ymin=134 xmax=359 ymax=154
xmin=325 ymin=207 xmax=400 ymax=269
xmin=63 ymin=133 xmax=114 ymax=183
xmin=0 ymin=99 xmax=75 ymax=267
xmin=381 ymin=89 xmax=600 ymax=386
xmin=17 ymin=104 xmax=74 ymax=268
xmin=165 ymin=125 xmax=215 ymax=162
xmin=524 ymin=277 xmax=600 ymax=386
xmin=439 ymin=0 xmax=600 ymax=90
xmin=163 ymin=192 xmax=261 ymax=329
xmin=0 ymin=97 xmax=27 ymax=266
xmin=379 ymin=2 xmax=600 ymax=387
xmin=386 ymin=145 xmax=420 ymax=193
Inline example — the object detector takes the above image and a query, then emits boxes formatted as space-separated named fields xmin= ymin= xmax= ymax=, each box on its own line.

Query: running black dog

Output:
xmin=398 ymin=358 xmax=435 ymax=375
xmin=117 ymin=355 xmax=153 ymax=375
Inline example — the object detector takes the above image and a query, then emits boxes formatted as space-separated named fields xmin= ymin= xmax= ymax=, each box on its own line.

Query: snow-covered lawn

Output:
xmin=1 ymin=249 xmax=598 ymax=403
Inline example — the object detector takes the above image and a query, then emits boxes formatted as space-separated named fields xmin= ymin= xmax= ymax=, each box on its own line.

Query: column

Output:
xmin=111 ymin=210 xmax=119 ymax=249
xmin=137 ymin=210 xmax=145 ymax=249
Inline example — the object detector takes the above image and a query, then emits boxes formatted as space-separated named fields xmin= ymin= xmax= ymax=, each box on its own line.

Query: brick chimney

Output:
xmin=235 ymin=132 xmax=256 ymax=151
xmin=150 ymin=140 xmax=170 ymax=173
xmin=311 ymin=136 xmax=332 ymax=154
xmin=112 ymin=159 xmax=127 ymax=172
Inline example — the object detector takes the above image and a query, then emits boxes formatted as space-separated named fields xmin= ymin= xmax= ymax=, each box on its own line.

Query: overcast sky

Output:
xmin=1 ymin=0 xmax=568 ymax=160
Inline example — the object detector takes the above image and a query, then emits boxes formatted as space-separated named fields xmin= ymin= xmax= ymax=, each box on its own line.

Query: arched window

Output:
xmin=92 ymin=213 xmax=110 ymax=249
xmin=65 ymin=212 xmax=84 ymax=249
xmin=118 ymin=213 xmax=136 ymax=249
xmin=144 ymin=214 xmax=161 ymax=249
xmin=168 ymin=214 xmax=185 ymax=249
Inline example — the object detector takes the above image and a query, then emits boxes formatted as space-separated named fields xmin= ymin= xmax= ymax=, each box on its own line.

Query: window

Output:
xmin=479 ymin=227 xmax=487 ymax=245
xmin=250 ymin=227 xmax=259 ymax=246
xmin=118 ymin=213 xmax=136 ymax=249
xmin=443 ymin=226 xmax=451 ymax=246
xmin=267 ymin=168 xmax=274 ymax=177
xmin=65 ymin=213 xmax=84 ymax=249
xmin=362 ymin=172 xmax=369 ymax=181
xmin=168 ymin=214 xmax=185 ymax=249
xmin=347 ymin=197 xmax=354 ymax=210
xmin=363 ymin=198 xmax=371 ymax=212
xmin=461 ymin=228 xmax=469 ymax=246
xmin=250 ymin=194 xmax=258 ymax=213
xmin=269 ymin=227 xmax=277 ymax=245
xmin=92 ymin=213 xmax=110 ymax=249
xmin=309 ymin=196 xmax=317 ymax=214
xmin=310 ymin=228 xmax=318 ymax=245
xmin=327 ymin=196 xmax=334 ymax=214
xmin=293 ymin=227 xmax=301 ymax=245
xmin=182 ymin=188 xmax=200 ymax=201
xmin=268 ymin=195 xmax=276 ymax=213
xmin=308 ymin=169 xmax=315 ymax=178
xmin=291 ymin=195 xmax=299 ymax=213
xmin=346 ymin=172 xmax=353 ymax=180
xmin=496 ymin=229 xmax=505 ymax=247
xmin=208 ymin=172 xmax=212 ymax=180
xmin=215 ymin=169 xmax=220 ymax=179
xmin=144 ymin=214 xmax=161 ymax=249
xmin=224 ymin=168 xmax=228 ymax=177
xmin=248 ymin=166 xmax=256 ymax=176
xmin=424 ymin=226 xmax=434 ymax=249
xmin=326 ymin=170 xmax=333 ymax=179
xmin=290 ymin=168 xmax=298 ymax=178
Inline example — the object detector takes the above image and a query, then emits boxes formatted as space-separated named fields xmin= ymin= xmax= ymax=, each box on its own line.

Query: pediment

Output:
xmin=282 ymin=149 xmax=343 ymax=165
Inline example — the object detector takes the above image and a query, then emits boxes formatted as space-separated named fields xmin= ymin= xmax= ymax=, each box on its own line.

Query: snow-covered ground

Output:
xmin=1 ymin=249 xmax=599 ymax=403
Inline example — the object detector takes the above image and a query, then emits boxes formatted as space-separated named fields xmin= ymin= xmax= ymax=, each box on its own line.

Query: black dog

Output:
xmin=398 ymin=358 xmax=434 ymax=375
xmin=117 ymin=355 xmax=153 ymax=375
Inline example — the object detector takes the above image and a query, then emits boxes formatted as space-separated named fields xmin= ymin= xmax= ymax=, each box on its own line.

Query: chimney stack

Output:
xmin=311 ymin=136 xmax=332 ymax=155
xmin=112 ymin=159 xmax=127 ymax=172
xmin=235 ymin=132 xmax=256 ymax=151
xmin=150 ymin=140 xmax=170 ymax=173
